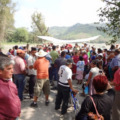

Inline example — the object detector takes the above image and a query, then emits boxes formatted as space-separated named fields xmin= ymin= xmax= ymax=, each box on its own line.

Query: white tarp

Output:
xmin=37 ymin=35 xmax=101 ymax=43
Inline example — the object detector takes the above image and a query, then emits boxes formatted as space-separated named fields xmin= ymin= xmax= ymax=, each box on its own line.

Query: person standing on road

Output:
xmin=27 ymin=47 xmax=37 ymax=99
xmin=30 ymin=50 xmax=50 ymax=107
xmin=55 ymin=58 xmax=78 ymax=115
xmin=14 ymin=49 xmax=26 ymax=101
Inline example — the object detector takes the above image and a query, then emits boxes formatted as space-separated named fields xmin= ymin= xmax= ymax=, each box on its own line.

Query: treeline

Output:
xmin=0 ymin=0 xmax=49 ymax=45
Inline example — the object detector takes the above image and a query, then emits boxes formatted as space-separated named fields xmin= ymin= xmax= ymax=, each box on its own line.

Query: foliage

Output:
xmin=31 ymin=11 xmax=49 ymax=43
xmin=7 ymin=28 xmax=29 ymax=43
xmin=0 ymin=0 xmax=16 ymax=46
xmin=97 ymin=0 xmax=120 ymax=44
xmin=49 ymin=23 xmax=112 ymax=43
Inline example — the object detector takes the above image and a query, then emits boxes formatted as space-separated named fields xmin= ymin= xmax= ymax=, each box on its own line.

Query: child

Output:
xmin=76 ymin=56 xmax=85 ymax=84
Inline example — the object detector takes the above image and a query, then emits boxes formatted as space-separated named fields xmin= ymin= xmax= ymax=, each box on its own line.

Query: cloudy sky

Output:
xmin=13 ymin=0 xmax=105 ymax=30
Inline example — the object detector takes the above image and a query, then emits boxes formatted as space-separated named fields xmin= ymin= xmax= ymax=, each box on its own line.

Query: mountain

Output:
xmin=48 ymin=23 xmax=111 ymax=43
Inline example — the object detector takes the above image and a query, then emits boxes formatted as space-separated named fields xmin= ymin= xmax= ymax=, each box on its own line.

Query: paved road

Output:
xmin=19 ymin=80 xmax=86 ymax=120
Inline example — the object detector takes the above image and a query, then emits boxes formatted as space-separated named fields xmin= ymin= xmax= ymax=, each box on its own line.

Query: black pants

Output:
xmin=29 ymin=75 xmax=36 ymax=97
xmin=55 ymin=85 xmax=70 ymax=114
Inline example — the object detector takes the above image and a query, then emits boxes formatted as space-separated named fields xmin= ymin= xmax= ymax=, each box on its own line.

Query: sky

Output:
xmin=13 ymin=0 xmax=105 ymax=30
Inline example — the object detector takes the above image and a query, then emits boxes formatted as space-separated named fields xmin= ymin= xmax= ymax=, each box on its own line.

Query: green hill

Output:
xmin=48 ymin=23 xmax=111 ymax=43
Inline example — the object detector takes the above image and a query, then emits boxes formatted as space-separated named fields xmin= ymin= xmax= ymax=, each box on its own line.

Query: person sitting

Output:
xmin=0 ymin=57 xmax=21 ymax=120
xmin=76 ymin=75 xmax=115 ymax=120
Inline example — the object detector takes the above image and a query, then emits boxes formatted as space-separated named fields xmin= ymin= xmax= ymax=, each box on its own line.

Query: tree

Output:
xmin=0 ymin=0 xmax=16 ymax=46
xmin=31 ymin=11 xmax=49 ymax=43
xmin=97 ymin=0 xmax=120 ymax=44
xmin=14 ymin=28 xmax=29 ymax=43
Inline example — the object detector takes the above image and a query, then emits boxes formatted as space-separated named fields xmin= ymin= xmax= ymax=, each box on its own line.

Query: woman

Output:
xmin=110 ymin=68 xmax=120 ymax=120
xmin=86 ymin=60 xmax=99 ymax=95
xmin=76 ymin=75 xmax=115 ymax=120
xmin=72 ymin=51 xmax=80 ymax=79
xmin=76 ymin=56 xmax=85 ymax=84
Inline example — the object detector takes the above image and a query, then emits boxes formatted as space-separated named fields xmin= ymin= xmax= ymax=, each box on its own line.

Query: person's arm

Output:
xmin=107 ymin=82 xmax=115 ymax=102
xmin=68 ymin=79 xmax=78 ymax=93
xmin=75 ymin=97 xmax=92 ymax=120
xmin=86 ymin=71 xmax=93 ymax=86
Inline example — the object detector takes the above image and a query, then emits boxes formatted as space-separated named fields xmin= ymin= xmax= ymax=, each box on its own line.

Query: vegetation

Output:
xmin=48 ymin=23 xmax=112 ymax=43
xmin=97 ymin=0 xmax=120 ymax=44
xmin=0 ymin=0 xmax=16 ymax=47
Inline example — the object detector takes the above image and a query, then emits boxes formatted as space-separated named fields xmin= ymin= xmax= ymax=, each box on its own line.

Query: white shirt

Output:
xmin=58 ymin=65 xmax=72 ymax=87
xmin=76 ymin=61 xmax=85 ymax=71
xmin=90 ymin=67 xmax=99 ymax=80
xmin=27 ymin=55 xmax=37 ymax=75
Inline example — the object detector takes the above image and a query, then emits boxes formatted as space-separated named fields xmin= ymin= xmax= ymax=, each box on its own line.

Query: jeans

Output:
xmin=49 ymin=64 xmax=58 ymax=82
xmin=14 ymin=74 xmax=25 ymax=101
xmin=55 ymin=85 xmax=70 ymax=114
xmin=29 ymin=75 xmax=36 ymax=98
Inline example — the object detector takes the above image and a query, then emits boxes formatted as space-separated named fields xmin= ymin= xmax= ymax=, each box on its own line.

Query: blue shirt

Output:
xmin=110 ymin=54 xmax=120 ymax=68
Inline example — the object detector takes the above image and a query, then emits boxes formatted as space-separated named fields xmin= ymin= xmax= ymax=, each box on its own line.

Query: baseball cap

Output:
xmin=66 ymin=58 xmax=74 ymax=64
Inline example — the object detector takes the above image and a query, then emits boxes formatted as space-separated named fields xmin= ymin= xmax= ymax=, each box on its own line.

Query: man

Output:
xmin=14 ymin=49 xmax=26 ymax=101
xmin=0 ymin=57 xmax=21 ymax=120
xmin=14 ymin=45 xmax=18 ymax=56
xmin=28 ymin=47 xmax=37 ymax=99
xmin=110 ymin=49 xmax=120 ymax=76
xmin=30 ymin=50 xmax=50 ymax=107
xmin=55 ymin=58 xmax=78 ymax=115
xmin=50 ymin=46 xmax=59 ymax=83
xmin=52 ymin=51 xmax=67 ymax=90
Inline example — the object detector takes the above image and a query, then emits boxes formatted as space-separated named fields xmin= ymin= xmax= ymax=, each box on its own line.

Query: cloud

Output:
xmin=14 ymin=0 xmax=105 ymax=29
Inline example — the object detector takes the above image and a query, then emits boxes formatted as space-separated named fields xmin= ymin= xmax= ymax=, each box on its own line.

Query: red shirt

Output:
xmin=113 ymin=68 xmax=120 ymax=91
xmin=0 ymin=78 xmax=21 ymax=120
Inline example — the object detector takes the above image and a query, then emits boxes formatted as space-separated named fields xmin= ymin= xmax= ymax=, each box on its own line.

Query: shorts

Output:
xmin=34 ymin=79 xmax=50 ymax=97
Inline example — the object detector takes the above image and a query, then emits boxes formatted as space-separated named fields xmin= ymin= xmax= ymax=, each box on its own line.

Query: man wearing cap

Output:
xmin=55 ymin=58 xmax=78 ymax=115
xmin=14 ymin=49 xmax=26 ymax=101
xmin=30 ymin=50 xmax=50 ymax=107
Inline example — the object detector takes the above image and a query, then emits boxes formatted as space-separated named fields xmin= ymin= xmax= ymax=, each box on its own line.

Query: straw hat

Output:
xmin=35 ymin=50 xmax=48 ymax=57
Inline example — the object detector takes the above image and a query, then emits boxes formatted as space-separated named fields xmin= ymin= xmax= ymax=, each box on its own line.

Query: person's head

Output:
xmin=79 ymin=56 xmax=83 ymax=61
xmin=84 ymin=43 xmax=87 ymax=47
xmin=66 ymin=58 xmax=74 ymax=68
xmin=93 ymin=75 xmax=108 ymax=93
xmin=114 ymin=49 xmax=120 ymax=56
xmin=61 ymin=51 xmax=66 ymax=58
xmin=0 ymin=57 xmax=14 ymax=79
xmin=110 ymin=45 xmax=115 ymax=50
xmin=90 ymin=60 xmax=98 ymax=68
xmin=31 ymin=47 xmax=37 ymax=56
xmin=14 ymin=45 xmax=18 ymax=50
xmin=9 ymin=49 xmax=12 ymax=53
xmin=104 ymin=49 xmax=107 ymax=52
xmin=52 ymin=46 xmax=56 ymax=51
xmin=98 ymin=55 xmax=102 ymax=60
xmin=75 ymin=51 xmax=79 ymax=56
xmin=92 ymin=51 xmax=96 ymax=56
xmin=17 ymin=49 xmax=25 ymax=59
xmin=97 ymin=48 xmax=102 ymax=54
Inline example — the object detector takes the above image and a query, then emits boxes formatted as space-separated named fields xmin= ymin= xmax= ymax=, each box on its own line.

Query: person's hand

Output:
xmin=72 ymin=89 xmax=78 ymax=94
xmin=107 ymin=82 xmax=112 ymax=90
xmin=29 ymin=65 xmax=33 ymax=69
xmin=86 ymin=82 xmax=89 ymax=86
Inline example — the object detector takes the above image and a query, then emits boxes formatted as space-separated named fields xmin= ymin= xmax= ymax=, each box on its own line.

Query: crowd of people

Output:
xmin=0 ymin=42 xmax=120 ymax=120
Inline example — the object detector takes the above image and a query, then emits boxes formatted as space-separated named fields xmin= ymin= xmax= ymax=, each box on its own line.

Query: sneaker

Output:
xmin=30 ymin=102 xmax=38 ymax=108
xmin=45 ymin=101 xmax=49 ymax=106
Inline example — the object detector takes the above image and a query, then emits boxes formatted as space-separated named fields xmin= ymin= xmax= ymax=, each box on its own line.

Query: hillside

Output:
xmin=48 ymin=23 xmax=111 ymax=43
